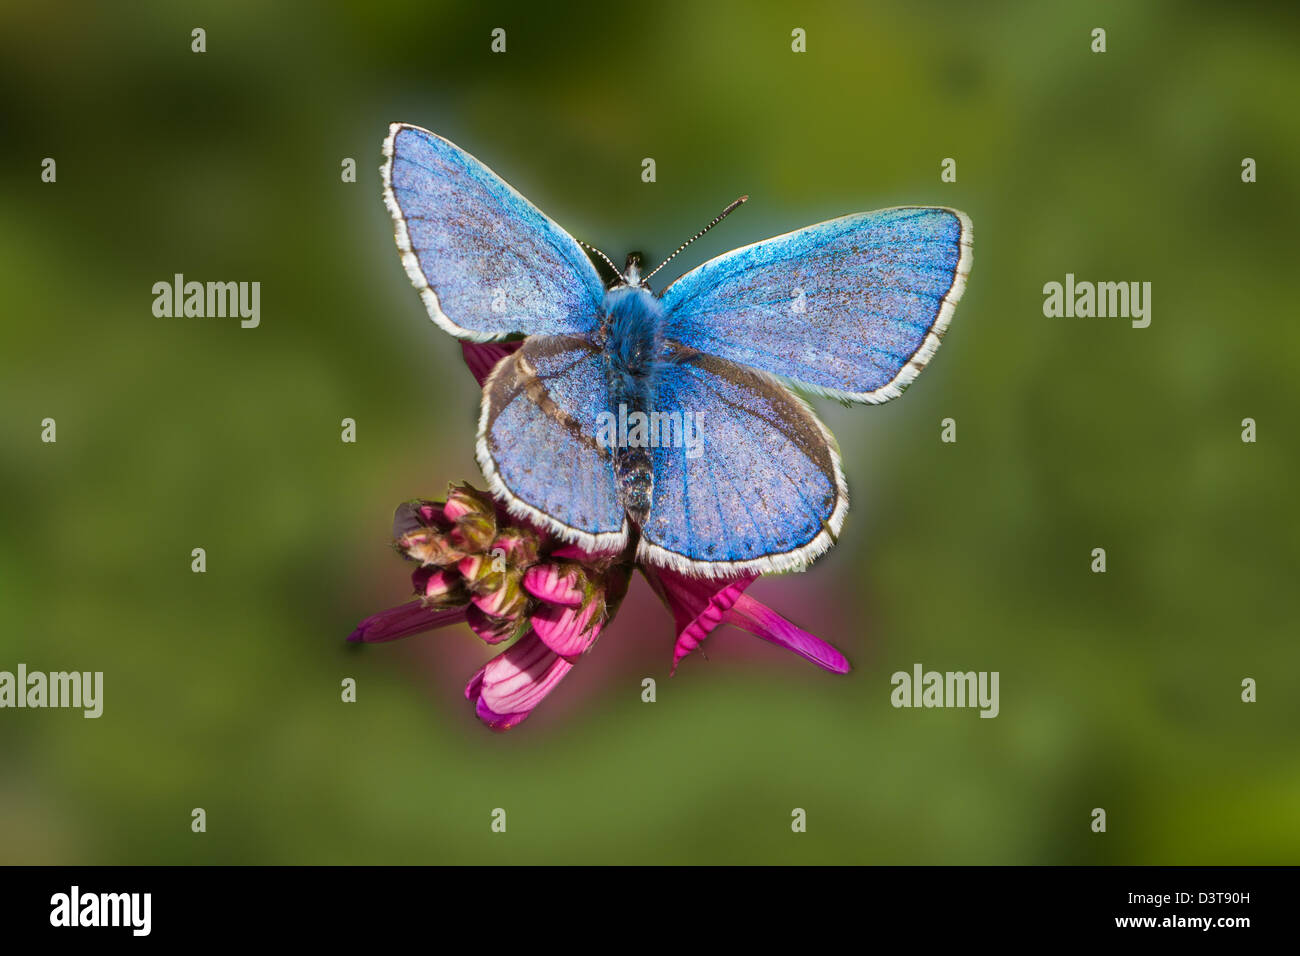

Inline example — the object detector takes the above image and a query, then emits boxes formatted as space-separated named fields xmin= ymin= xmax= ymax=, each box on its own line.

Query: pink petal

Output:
xmin=457 ymin=554 xmax=485 ymax=579
xmin=464 ymin=667 xmax=486 ymax=701
xmin=477 ymin=631 xmax=574 ymax=716
xmin=465 ymin=659 xmax=538 ymax=731
xmin=522 ymin=563 xmax=584 ymax=606
xmin=465 ymin=604 xmax=516 ymax=644
xmin=530 ymin=600 xmax=602 ymax=658
xmin=347 ymin=602 xmax=467 ymax=643
xmin=641 ymin=567 xmax=757 ymax=674
xmin=412 ymin=567 xmax=461 ymax=601
xmin=722 ymin=594 xmax=851 ymax=674
xmin=470 ymin=586 xmax=516 ymax=618
xmin=474 ymin=696 xmax=532 ymax=732
xmin=461 ymin=340 xmax=523 ymax=387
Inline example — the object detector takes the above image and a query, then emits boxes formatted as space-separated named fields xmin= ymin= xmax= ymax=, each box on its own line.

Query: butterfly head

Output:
xmin=622 ymin=253 xmax=645 ymax=289
xmin=580 ymin=196 xmax=748 ymax=294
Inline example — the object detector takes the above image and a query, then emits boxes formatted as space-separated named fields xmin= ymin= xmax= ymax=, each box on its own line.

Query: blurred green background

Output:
xmin=2 ymin=0 xmax=1297 ymax=864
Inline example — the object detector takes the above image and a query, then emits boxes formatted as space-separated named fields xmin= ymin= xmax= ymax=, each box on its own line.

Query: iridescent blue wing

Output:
xmin=382 ymin=123 xmax=605 ymax=342
xmin=659 ymin=207 xmax=972 ymax=403
xmin=637 ymin=349 xmax=847 ymax=577
xmin=477 ymin=335 xmax=628 ymax=552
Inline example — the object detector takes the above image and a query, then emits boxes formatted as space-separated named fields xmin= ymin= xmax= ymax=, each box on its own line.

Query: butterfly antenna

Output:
xmin=578 ymin=240 xmax=623 ymax=282
xmin=642 ymin=195 xmax=748 ymax=284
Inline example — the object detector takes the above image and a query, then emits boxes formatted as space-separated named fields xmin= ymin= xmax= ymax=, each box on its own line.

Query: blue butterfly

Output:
xmin=381 ymin=123 xmax=972 ymax=578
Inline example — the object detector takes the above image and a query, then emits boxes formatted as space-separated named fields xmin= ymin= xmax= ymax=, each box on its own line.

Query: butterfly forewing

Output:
xmin=660 ymin=206 xmax=971 ymax=403
xmin=382 ymin=123 xmax=605 ymax=342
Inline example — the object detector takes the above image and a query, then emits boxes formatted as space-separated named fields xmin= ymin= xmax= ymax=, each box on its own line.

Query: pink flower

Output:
xmin=349 ymin=479 xmax=847 ymax=732
xmin=349 ymin=480 xmax=631 ymax=729
xmin=641 ymin=566 xmax=850 ymax=675
xmin=346 ymin=343 xmax=849 ymax=732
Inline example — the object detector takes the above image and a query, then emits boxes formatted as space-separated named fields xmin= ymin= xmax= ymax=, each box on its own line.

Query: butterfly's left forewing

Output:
xmin=637 ymin=351 xmax=846 ymax=577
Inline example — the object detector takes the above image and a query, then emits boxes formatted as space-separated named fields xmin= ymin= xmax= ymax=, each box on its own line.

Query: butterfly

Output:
xmin=381 ymin=123 xmax=972 ymax=578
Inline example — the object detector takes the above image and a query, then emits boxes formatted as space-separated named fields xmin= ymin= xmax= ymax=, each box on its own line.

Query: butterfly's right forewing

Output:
xmin=660 ymin=206 xmax=971 ymax=403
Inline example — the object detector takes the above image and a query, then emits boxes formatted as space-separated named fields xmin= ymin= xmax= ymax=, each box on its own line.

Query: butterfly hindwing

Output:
xmin=382 ymin=123 xmax=605 ymax=342
xmin=477 ymin=335 xmax=629 ymax=552
xmin=636 ymin=349 xmax=847 ymax=577
xmin=660 ymin=206 xmax=972 ymax=403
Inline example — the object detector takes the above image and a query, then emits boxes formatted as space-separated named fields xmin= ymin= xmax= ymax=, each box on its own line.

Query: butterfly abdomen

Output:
xmin=612 ymin=416 xmax=654 ymax=525
xmin=599 ymin=287 xmax=666 ymax=526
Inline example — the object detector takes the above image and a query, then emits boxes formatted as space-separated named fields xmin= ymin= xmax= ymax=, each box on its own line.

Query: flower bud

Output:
xmin=470 ymin=568 xmax=528 ymax=619
xmin=443 ymin=483 xmax=497 ymax=523
xmin=393 ymin=499 xmax=446 ymax=538
xmin=490 ymin=527 xmax=540 ymax=570
xmin=465 ymin=604 xmax=523 ymax=645
xmin=412 ymin=566 xmax=467 ymax=607
xmin=397 ymin=527 xmax=463 ymax=566
xmin=448 ymin=511 xmax=497 ymax=553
